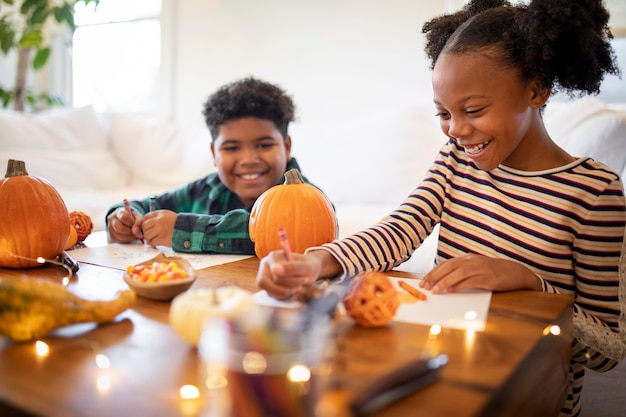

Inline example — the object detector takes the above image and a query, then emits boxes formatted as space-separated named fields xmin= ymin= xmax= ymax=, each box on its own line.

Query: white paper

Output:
xmin=68 ymin=243 xmax=252 ymax=271
xmin=388 ymin=277 xmax=491 ymax=331
xmin=253 ymin=277 xmax=492 ymax=331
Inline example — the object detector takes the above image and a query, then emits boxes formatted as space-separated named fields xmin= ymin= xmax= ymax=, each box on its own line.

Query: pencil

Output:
xmin=123 ymin=198 xmax=145 ymax=244
xmin=277 ymin=227 xmax=293 ymax=261
xmin=398 ymin=279 xmax=427 ymax=301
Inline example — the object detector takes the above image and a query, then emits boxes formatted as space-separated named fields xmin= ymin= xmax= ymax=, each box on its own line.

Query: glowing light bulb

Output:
xmin=180 ymin=385 xmax=201 ymax=399
xmin=35 ymin=340 xmax=49 ymax=357
xmin=429 ymin=324 xmax=442 ymax=336
xmin=545 ymin=325 xmax=561 ymax=336
xmin=95 ymin=354 xmax=110 ymax=369
xmin=287 ymin=364 xmax=311 ymax=382
xmin=242 ymin=351 xmax=267 ymax=374
xmin=464 ymin=310 xmax=477 ymax=320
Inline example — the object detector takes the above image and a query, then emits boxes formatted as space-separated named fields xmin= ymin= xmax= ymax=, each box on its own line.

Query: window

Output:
xmin=72 ymin=0 xmax=162 ymax=113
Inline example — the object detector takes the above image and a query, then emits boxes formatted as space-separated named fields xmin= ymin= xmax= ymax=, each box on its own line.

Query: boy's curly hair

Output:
xmin=202 ymin=77 xmax=296 ymax=140
xmin=422 ymin=0 xmax=620 ymax=97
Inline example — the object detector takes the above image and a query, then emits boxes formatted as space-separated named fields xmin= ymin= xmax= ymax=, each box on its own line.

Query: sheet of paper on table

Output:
xmin=68 ymin=243 xmax=252 ymax=271
xmin=388 ymin=277 xmax=491 ymax=331
xmin=253 ymin=276 xmax=492 ymax=331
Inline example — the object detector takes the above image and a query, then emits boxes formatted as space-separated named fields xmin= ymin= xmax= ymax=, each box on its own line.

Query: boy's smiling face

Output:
xmin=211 ymin=117 xmax=291 ymax=206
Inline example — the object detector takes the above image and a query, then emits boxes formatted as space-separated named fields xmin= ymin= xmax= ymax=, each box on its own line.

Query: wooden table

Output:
xmin=0 ymin=242 xmax=573 ymax=417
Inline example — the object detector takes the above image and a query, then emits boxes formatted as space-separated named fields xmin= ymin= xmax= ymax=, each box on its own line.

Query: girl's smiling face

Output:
xmin=432 ymin=51 xmax=548 ymax=171
xmin=211 ymin=117 xmax=291 ymax=206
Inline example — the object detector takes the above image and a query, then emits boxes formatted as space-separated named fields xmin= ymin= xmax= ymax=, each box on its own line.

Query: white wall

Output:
xmin=169 ymin=0 xmax=449 ymax=133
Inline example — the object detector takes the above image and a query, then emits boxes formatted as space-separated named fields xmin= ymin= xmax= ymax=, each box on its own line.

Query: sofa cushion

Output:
xmin=292 ymin=103 xmax=448 ymax=206
xmin=0 ymin=105 xmax=129 ymax=190
xmin=110 ymin=113 xmax=184 ymax=187
xmin=544 ymin=97 xmax=626 ymax=176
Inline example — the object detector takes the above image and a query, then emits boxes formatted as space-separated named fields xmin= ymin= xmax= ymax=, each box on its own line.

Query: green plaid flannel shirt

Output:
xmin=106 ymin=158 xmax=318 ymax=254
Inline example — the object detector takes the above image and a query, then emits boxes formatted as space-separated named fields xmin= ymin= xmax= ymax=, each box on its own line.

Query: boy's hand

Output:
xmin=141 ymin=210 xmax=177 ymax=247
xmin=419 ymin=254 xmax=542 ymax=294
xmin=107 ymin=207 xmax=144 ymax=243
xmin=256 ymin=251 xmax=322 ymax=300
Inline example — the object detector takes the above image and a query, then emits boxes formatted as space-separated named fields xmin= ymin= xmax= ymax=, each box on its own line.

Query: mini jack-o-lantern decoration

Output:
xmin=69 ymin=210 xmax=93 ymax=242
xmin=249 ymin=168 xmax=337 ymax=258
xmin=0 ymin=159 xmax=70 ymax=268
xmin=342 ymin=272 xmax=400 ymax=327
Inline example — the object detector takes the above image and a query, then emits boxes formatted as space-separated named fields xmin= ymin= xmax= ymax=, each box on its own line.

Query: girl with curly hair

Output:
xmin=256 ymin=1 xmax=625 ymax=415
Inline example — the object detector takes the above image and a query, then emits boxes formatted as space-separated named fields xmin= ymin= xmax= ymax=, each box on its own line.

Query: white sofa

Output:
xmin=1 ymin=97 xmax=625 ymax=272
xmin=1 ymin=97 xmax=626 ymax=413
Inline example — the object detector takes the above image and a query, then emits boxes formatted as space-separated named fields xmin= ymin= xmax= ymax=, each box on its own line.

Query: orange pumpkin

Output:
xmin=249 ymin=168 xmax=337 ymax=258
xmin=0 ymin=159 xmax=70 ymax=268
xmin=64 ymin=223 xmax=78 ymax=250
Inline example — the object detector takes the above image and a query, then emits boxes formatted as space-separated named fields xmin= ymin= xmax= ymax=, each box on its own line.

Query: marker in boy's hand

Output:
xmin=278 ymin=228 xmax=294 ymax=261
xmin=123 ymin=198 xmax=144 ymax=244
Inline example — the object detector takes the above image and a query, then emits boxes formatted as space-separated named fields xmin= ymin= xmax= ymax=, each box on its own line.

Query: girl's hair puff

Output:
xmin=422 ymin=0 xmax=620 ymax=97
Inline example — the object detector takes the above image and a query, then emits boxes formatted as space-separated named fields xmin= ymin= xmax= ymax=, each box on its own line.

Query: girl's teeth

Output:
xmin=465 ymin=140 xmax=490 ymax=155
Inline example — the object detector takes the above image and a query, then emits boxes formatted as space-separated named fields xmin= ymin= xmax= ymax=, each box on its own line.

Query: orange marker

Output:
xmin=398 ymin=279 xmax=427 ymax=301
xmin=277 ymin=228 xmax=293 ymax=261
xmin=124 ymin=198 xmax=144 ymax=244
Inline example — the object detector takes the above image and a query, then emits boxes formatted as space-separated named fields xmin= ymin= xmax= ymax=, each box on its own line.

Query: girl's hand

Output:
xmin=419 ymin=254 xmax=542 ymax=294
xmin=107 ymin=207 xmax=144 ymax=243
xmin=141 ymin=210 xmax=177 ymax=247
xmin=256 ymin=251 xmax=323 ymax=300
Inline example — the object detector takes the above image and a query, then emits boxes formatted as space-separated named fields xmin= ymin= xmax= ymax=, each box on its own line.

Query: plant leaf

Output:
xmin=0 ymin=16 xmax=17 ymax=54
xmin=32 ymin=47 xmax=50 ymax=70
xmin=29 ymin=3 xmax=51 ymax=26
xmin=18 ymin=30 xmax=42 ymax=48
xmin=54 ymin=4 xmax=75 ymax=29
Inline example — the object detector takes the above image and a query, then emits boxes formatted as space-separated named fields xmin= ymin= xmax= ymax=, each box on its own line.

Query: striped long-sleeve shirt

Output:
xmin=314 ymin=140 xmax=626 ymax=416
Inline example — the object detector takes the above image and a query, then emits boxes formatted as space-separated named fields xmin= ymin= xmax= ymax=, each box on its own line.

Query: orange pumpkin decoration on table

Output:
xmin=342 ymin=272 xmax=400 ymax=327
xmin=69 ymin=210 xmax=93 ymax=242
xmin=249 ymin=168 xmax=337 ymax=258
xmin=0 ymin=159 xmax=70 ymax=268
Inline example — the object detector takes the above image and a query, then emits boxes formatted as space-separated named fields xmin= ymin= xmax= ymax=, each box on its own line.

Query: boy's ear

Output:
xmin=210 ymin=142 xmax=217 ymax=166
xmin=529 ymin=79 xmax=550 ymax=109
xmin=284 ymin=134 xmax=292 ymax=157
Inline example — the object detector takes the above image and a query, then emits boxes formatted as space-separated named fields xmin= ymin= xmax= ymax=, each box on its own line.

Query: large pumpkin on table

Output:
xmin=249 ymin=168 xmax=337 ymax=258
xmin=0 ymin=159 xmax=70 ymax=268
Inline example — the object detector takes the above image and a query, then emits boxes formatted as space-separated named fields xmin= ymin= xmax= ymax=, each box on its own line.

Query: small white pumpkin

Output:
xmin=169 ymin=286 xmax=255 ymax=347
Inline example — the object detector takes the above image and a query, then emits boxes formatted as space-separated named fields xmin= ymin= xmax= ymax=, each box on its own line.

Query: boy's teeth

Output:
xmin=465 ymin=140 xmax=490 ymax=155
xmin=241 ymin=173 xmax=260 ymax=180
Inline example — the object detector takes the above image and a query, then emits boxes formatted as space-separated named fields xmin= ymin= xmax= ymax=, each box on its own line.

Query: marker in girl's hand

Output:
xmin=278 ymin=227 xmax=293 ymax=261
xmin=149 ymin=195 xmax=156 ymax=212
xmin=123 ymin=198 xmax=145 ymax=244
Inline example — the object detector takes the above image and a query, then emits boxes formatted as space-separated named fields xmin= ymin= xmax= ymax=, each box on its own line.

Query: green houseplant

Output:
xmin=0 ymin=0 xmax=98 ymax=111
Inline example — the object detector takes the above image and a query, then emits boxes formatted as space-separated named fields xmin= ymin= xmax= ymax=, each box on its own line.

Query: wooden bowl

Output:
xmin=123 ymin=253 xmax=196 ymax=301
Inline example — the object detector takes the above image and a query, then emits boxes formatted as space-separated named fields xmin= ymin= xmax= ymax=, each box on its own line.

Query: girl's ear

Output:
xmin=529 ymin=79 xmax=551 ymax=109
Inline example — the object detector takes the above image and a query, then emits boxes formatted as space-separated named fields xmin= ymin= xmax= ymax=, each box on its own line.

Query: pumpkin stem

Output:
xmin=284 ymin=168 xmax=305 ymax=185
xmin=5 ymin=159 xmax=28 ymax=178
